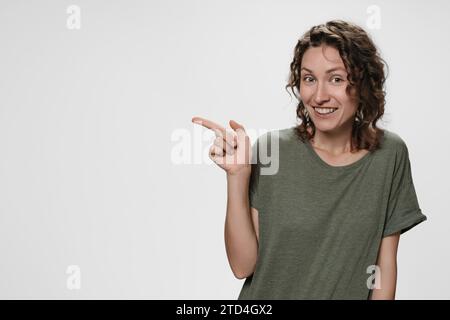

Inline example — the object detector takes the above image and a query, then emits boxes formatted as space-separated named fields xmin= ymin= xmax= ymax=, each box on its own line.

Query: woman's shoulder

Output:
xmin=380 ymin=128 xmax=409 ymax=153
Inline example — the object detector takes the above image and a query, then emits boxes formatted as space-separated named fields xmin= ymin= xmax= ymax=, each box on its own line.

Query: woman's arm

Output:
xmin=225 ymin=172 xmax=259 ymax=279
xmin=369 ymin=232 xmax=401 ymax=300
xmin=191 ymin=117 xmax=258 ymax=280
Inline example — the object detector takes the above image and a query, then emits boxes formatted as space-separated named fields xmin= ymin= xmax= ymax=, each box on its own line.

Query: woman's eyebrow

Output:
xmin=301 ymin=67 xmax=347 ymax=74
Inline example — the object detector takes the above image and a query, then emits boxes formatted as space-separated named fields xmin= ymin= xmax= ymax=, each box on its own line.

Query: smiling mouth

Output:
xmin=313 ymin=107 xmax=338 ymax=115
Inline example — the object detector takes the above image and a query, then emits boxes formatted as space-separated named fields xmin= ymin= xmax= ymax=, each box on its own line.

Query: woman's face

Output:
xmin=299 ymin=45 xmax=358 ymax=134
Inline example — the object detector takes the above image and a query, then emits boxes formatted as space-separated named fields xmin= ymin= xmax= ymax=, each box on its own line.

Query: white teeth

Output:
xmin=314 ymin=107 xmax=336 ymax=114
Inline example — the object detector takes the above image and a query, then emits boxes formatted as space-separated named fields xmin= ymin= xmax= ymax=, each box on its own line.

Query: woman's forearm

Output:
xmin=369 ymin=232 xmax=400 ymax=300
xmin=224 ymin=171 xmax=258 ymax=280
xmin=369 ymin=261 xmax=397 ymax=300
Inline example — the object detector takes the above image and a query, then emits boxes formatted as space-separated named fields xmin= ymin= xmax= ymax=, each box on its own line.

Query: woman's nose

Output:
xmin=313 ymin=83 xmax=330 ymax=105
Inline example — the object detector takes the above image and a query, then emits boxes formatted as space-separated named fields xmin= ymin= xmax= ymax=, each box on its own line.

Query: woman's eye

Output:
xmin=332 ymin=77 xmax=343 ymax=83
xmin=303 ymin=76 xmax=314 ymax=82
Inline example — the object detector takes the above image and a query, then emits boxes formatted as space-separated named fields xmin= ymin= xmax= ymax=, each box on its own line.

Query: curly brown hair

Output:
xmin=285 ymin=20 xmax=388 ymax=152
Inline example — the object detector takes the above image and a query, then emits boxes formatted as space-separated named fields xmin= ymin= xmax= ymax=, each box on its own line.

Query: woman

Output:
xmin=192 ymin=20 xmax=427 ymax=300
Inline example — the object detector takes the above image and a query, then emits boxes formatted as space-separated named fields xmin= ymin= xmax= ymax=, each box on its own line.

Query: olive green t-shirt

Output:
xmin=238 ymin=126 xmax=427 ymax=300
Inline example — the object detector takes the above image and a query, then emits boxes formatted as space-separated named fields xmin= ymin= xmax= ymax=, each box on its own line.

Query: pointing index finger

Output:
xmin=192 ymin=116 xmax=226 ymax=136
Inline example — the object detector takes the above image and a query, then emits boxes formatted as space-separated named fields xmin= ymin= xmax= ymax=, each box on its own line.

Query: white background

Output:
xmin=0 ymin=0 xmax=448 ymax=299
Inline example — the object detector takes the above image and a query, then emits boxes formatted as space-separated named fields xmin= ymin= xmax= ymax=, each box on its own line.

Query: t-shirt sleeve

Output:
xmin=383 ymin=141 xmax=427 ymax=237
xmin=248 ymin=138 xmax=261 ymax=210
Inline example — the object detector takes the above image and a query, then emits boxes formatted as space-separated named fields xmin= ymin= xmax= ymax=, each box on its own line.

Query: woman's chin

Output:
xmin=312 ymin=122 xmax=339 ymax=133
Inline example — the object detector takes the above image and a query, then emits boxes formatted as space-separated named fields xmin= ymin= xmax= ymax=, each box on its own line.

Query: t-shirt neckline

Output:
xmin=303 ymin=135 xmax=373 ymax=171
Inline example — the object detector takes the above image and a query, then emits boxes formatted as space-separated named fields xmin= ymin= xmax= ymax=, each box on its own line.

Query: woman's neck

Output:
xmin=307 ymin=125 xmax=354 ymax=156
